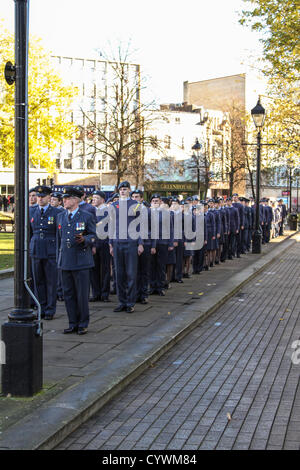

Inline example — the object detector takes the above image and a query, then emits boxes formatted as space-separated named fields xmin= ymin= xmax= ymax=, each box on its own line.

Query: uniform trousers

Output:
xmin=235 ymin=230 xmax=242 ymax=255
xmin=90 ymin=241 xmax=110 ymax=299
xmin=242 ymin=228 xmax=249 ymax=252
xmin=62 ymin=269 xmax=90 ymax=328
xmin=220 ymin=234 xmax=228 ymax=261
xmin=137 ymin=243 xmax=151 ymax=301
xmin=31 ymin=257 xmax=57 ymax=317
xmin=228 ymin=232 xmax=236 ymax=258
xmin=173 ymin=241 xmax=184 ymax=280
xmin=150 ymin=243 xmax=168 ymax=293
xmin=113 ymin=241 xmax=138 ymax=308
xmin=57 ymin=268 xmax=63 ymax=297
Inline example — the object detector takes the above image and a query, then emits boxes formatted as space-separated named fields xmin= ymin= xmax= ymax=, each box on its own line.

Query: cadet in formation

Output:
xmin=28 ymin=185 xmax=286 ymax=334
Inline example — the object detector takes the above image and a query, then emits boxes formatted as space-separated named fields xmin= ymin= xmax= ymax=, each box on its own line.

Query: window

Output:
xmin=109 ymin=160 xmax=116 ymax=171
xmin=56 ymin=159 xmax=60 ymax=169
xmin=181 ymin=137 xmax=185 ymax=150
xmin=175 ymin=117 xmax=180 ymax=124
xmin=87 ymin=159 xmax=94 ymax=170
xmin=64 ymin=159 xmax=72 ymax=170
xmin=98 ymin=160 xmax=105 ymax=170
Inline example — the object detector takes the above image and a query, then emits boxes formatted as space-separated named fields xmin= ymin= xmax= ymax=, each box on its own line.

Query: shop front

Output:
xmin=143 ymin=181 xmax=204 ymax=200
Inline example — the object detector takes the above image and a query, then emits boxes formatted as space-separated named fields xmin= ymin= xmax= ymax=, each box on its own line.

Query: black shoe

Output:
xmin=89 ymin=295 xmax=101 ymax=302
xmin=215 ymin=261 xmax=219 ymax=265
xmin=101 ymin=297 xmax=111 ymax=302
xmin=149 ymin=289 xmax=157 ymax=295
xmin=77 ymin=327 xmax=88 ymax=335
xmin=57 ymin=296 xmax=64 ymax=301
xmin=205 ymin=266 xmax=209 ymax=271
xmin=140 ymin=298 xmax=148 ymax=304
xmin=237 ymin=255 xmax=241 ymax=258
xmin=228 ymin=256 xmax=233 ymax=260
xmin=126 ymin=306 xmax=135 ymax=313
xmin=63 ymin=326 xmax=78 ymax=334
xmin=114 ymin=305 xmax=127 ymax=312
xmin=176 ymin=279 xmax=184 ymax=283
xmin=44 ymin=315 xmax=54 ymax=320
xmin=110 ymin=289 xmax=117 ymax=295
xmin=210 ymin=262 xmax=213 ymax=267
xmin=158 ymin=291 xmax=166 ymax=296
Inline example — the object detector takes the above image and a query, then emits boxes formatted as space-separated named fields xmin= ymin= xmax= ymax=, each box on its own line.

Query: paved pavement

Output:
xmin=57 ymin=236 xmax=300 ymax=450
xmin=0 ymin=230 xmax=298 ymax=449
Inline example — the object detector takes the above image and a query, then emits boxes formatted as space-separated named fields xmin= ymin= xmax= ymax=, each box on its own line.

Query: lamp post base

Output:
xmin=252 ymin=229 xmax=262 ymax=254
xmin=1 ymin=321 xmax=43 ymax=397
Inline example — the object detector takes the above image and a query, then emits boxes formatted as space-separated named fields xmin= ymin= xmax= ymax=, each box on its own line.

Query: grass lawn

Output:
xmin=0 ymin=233 xmax=14 ymax=270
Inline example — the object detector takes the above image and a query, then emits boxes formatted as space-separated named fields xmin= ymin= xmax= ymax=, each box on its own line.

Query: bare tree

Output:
xmin=81 ymin=42 xmax=162 ymax=188
xmin=221 ymin=100 xmax=247 ymax=195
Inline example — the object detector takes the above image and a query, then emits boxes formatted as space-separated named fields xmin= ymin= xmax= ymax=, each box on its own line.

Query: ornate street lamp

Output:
xmin=251 ymin=97 xmax=266 ymax=254
xmin=192 ymin=138 xmax=202 ymax=197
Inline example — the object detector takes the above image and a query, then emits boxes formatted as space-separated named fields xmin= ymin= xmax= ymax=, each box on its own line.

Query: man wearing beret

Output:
xmin=90 ymin=190 xmax=111 ymax=302
xmin=57 ymin=187 xmax=97 ymax=334
xmin=29 ymin=185 xmax=61 ymax=320
xmin=74 ymin=185 xmax=97 ymax=223
xmin=131 ymin=189 xmax=155 ymax=304
xmin=109 ymin=181 xmax=144 ymax=313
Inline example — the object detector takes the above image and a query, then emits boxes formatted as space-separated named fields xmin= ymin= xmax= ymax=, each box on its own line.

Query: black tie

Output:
xmin=68 ymin=213 xmax=72 ymax=221
xmin=40 ymin=208 xmax=44 ymax=216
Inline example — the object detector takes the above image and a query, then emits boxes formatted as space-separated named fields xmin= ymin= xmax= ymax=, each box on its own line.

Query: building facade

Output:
xmin=143 ymin=103 xmax=231 ymax=198
xmin=0 ymin=54 xmax=141 ymax=195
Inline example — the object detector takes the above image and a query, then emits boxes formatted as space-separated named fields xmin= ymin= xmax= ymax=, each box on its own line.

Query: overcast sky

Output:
xmin=1 ymin=0 xmax=267 ymax=108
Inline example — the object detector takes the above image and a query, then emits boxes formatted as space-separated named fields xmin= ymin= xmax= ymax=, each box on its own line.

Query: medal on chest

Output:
xmin=76 ymin=222 xmax=85 ymax=231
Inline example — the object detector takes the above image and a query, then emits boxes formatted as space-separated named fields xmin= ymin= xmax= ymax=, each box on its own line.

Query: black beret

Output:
xmin=62 ymin=186 xmax=83 ymax=198
xmin=35 ymin=185 xmax=52 ymax=197
xmin=131 ymin=189 xmax=143 ymax=196
xmin=29 ymin=187 xmax=36 ymax=193
xmin=150 ymin=193 xmax=161 ymax=201
xmin=118 ymin=181 xmax=131 ymax=190
xmin=92 ymin=190 xmax=106 ymax=200
xmin=111 ymin=193 xmax=119 ymax=200
xmin=51 ymin=191 xmax=62 ymax=199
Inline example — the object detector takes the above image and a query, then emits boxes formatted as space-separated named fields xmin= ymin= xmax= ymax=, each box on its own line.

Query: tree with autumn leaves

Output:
xmin=0 ymin=21 xmax=78 ymax=174
xmin=240 ymin=0 xmax=300 ymax=169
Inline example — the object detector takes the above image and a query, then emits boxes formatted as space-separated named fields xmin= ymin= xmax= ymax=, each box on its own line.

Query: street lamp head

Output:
xmin=251 ymin=97 xmax=266 ymax=129
xmin=192 ymin=138 xmax=201 ymax=151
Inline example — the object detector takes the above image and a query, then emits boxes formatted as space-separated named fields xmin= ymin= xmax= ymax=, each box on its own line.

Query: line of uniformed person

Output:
xmin=28 ymin=182 xmax=286 ymax=335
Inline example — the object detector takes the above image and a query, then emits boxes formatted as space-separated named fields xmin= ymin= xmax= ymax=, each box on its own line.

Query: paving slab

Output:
xmin=0 ymin=231 xmax=298 ymax=449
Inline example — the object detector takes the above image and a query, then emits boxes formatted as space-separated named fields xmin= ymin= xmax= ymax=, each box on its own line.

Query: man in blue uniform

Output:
xmin=29 ymin=185 xmax=61 ymax=320
xmin=29 ymin=187 xmax=38 ymax=211
xmin=90 ymin=190 xmax=111 ymax=302
xmin=226 ymin=197 xmax=240 ymax=259
xmin=75 ymin=186 xmax=97 ymax=222
xmin=149 ymin=194 xmax=174 ymax=295
xmin=109 ymin=181 xmax=144 ymax=313
xmin=50 ymin=191 xmax=65 ymax=301
xmin=131 ymin=189 xmax=155 ymax=304
xmin=57 ymin=186 xmax=96 ymax=335
xmin=232 ymin=194 xmax=244 ymax=257
xmin=278 ymin=199 xmax=287 ymax=235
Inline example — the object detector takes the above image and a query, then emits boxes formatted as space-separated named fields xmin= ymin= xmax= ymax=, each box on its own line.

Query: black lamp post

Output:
xmin=251 ymin=97 xmax=266 ymax=254
xmin=192 ymin=138 xmax=202 ymax=197
xmin=286 ymin=159 xmax=293 ymax=213
xmin=1 ymin=0 xmax=43 ymax=397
